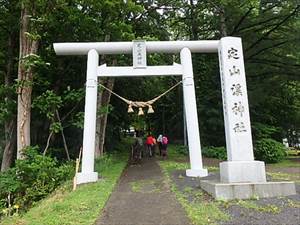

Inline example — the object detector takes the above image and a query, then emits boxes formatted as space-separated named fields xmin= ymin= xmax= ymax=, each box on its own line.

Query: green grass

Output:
xmin=158 ymin=145 xmax=300 ymax=224
xmin=287 ymin=198 xmax=300 ymax=208
xmin=130 ymin=179 xmax=161 ymax=193
xmin=220 ymin=199 xmax=280 ymax=214
xmin=267 ymin=171 xmax=300 ymax=183
xmin=1 ymin=150 xmax=129 ymax=225
xmin=286 ymin=149 xmax=300 ymax=157
xmin=267 ymin=159 xmax=300 ymax=168
xmin=158 ymin=146 xmax=230 ymax=225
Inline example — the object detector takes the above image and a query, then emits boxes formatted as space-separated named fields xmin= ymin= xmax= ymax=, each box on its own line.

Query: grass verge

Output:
xmin=158 ymin=146 xmax=229 ymax=225
xmin=267 ymin=159 xmax=300 ymax=168
xmin=267 ymin=171 xmax=300 ymax=183
xmin=220 ymin=199 xmax=281 ymax=214
xmin=1 ymin=148 xmax=129 ymax=225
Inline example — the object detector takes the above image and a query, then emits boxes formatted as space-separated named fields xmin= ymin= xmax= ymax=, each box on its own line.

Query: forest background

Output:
xmin=0 ymin=0 xmax=299 ymax=170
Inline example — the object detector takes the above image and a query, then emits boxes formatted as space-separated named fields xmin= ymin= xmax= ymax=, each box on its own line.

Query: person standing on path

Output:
xmin=132 ymin=131 xmax=144 ymax=163
xmin=146 ymin=134 xmax=155 ymax=157
xmin=161 ymin=135 xmax=168 ymax=159
xmin=157 ymin=134 xmax=163 ymax=156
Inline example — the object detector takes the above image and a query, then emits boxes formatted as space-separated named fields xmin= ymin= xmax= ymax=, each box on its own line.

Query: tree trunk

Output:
xmin=56 ymin=110 xmax=70 ymax=160
xmin=1 ymin=32 xmax=17 ymax=171
xmin=1 ymin=120 xmax=16 ymax=171
xmin=219 ymin=6 xmax=228 ymax=37
xmin=95 ymin=35 xmax=113 ymax=158
xmin=17 ymin=4 xmax=38 ymax=159
xmin=189 ymin=0 xmax=198 ymax=40
xmin=95 ymin=77 xmax=115 ymax=158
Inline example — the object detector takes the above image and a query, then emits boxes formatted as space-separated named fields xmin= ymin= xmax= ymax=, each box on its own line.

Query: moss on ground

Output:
xmin=158 ymin=146 xmax=230 ymax=225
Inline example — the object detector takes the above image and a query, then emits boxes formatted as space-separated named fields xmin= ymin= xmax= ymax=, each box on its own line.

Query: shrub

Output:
xmin=0 ymin=146 xmax=74 ymax=216
xmin=254 ymin=138 xmax=286 ymax=163
xmin=173 ymin=145 xmax=189 ymax=156
xmin=252 ymin=122 xmax=280 ymax=140
xmin=202 ymin=146 xmax=227 ymax=160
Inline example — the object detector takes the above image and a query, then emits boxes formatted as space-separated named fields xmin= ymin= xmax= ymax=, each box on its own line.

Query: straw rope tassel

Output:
xmin=127 ymin=103 xmax=134 ymax=113
xmin=138 ymin=107 xmax=144 ymax=116
xmin=147 ymin=105 xmax=154 ymax=113
xmin=98 ymin=81 xmax=182 ymax=114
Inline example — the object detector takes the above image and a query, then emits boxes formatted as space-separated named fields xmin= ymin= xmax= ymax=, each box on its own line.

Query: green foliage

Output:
xmin=252 ymin=122 xmax=280 ymax=140
xmin=1 ymin=144 xmax=129 ymax=225
xmin=0 ymin=84 xmax=16 ymax=124
xmin=71 ymin=111 xmax=84 ymax=129
xmin=0 ymin=146 xmax=74 ymax=217
xmin=62 ymin=88 xmax=84 ymax=102
xmin=21 ymin=54 xmax=48 ymax=71
xmin=98 ymin=104 xmax=113 ymax=115
xmin=49 ymin=122 xmax=62 ymax=133
xmin=254 ymin=138 xmax=287 ymax=163
xmin=32 ymin=90 xmax=62 ymax=120
xmin=0 ymin=168 xmax=20 ymax=198
xmin=202 ymin=146 xmax=227 ymax=160
xmin=0 ymin=0 xmax=299 ymax=195
xmin=173 ymin=145 xmax=189 ymax=156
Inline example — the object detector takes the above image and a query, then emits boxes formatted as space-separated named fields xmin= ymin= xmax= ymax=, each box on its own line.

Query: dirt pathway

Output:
xmin=95 ymin=157 xmax=192 ymax=225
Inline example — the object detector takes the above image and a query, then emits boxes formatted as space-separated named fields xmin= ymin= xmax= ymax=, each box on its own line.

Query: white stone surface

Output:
xmin=54 ymin=40 xmax=220 ymax=55
xmin=186 ymin=169 xmax=208 ymax=177
xmin=220 ymin=161 xmax=266 ymax=183
xmin=76 ymin=172 xmax=98 ymax=185
xmin=78 ymin=49 xmax=99 ymax=184
xmin=181 ymin=48 xmax=207 ymax=177
xmin=217 ymin=37 xmax=267 ymax=184
xmin=98 ymin=63 xmax=183 ymax=77
xmin=218 ymin=37 xmax=254 ymax=161
xmin=133 ymin=40 xmax=147 ymax=68
xmin=200 ymin=179 xmax=296 ymax=200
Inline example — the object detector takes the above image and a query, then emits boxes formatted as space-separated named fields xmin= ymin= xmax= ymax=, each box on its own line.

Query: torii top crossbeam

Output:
xmin=53 ymin=40 xmax=219 ymax=55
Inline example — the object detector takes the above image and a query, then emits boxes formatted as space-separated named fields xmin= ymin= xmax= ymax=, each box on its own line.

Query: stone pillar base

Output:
xmin=200 ymin=180 xmax=296 ymax=200
xmin=186 ymin=168 xmax=208 ymax=177
xmin=220 ymin=161 xmax=266 ymax=183
xmin=76 ymin=172 xmax=98 ymax=185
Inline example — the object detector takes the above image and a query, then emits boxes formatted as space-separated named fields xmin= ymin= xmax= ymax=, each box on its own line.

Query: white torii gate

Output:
xmin=53 ymin=37 xmax=267 ymax=185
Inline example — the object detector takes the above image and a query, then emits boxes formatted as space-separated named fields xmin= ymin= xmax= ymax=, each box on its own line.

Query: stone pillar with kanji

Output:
xmin=218 ymin=37 xmax=266 ymax=183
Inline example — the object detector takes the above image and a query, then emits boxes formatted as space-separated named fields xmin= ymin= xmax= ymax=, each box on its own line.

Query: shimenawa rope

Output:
xmin=98 ymin=81 xmax=182 ymax=114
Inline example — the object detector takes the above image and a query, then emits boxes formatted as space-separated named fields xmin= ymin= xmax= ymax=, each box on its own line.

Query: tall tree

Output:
xmin=17 ymin=1 xmax=39 ymax=158
xmin=0 ymin=0 xmax=19 ymax=170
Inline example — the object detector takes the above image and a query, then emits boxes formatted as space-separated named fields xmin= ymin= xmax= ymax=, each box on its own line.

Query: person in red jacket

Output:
xmin=146 ymin=134 xmax=155 ymax=157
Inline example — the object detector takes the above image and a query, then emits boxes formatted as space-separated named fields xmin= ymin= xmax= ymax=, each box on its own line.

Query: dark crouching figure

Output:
xmin=131 ymin=132 xmax=144 ymax=164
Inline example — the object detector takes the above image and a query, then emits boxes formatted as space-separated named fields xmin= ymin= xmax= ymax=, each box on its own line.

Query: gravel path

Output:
xmin=171 ymin=169 xmax=300 ymax=225
xmin=95 ymin=157 xmax=192 ymax=225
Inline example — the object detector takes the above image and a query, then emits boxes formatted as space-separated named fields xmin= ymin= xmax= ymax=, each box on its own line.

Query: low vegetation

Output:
xmin=0 ymin=146 xmax=74 ymax=217
xmin=0 ymin=145 xmax=129 ymax=225
xmin=158 ymin=145 xmax=300 ymax=225
xmin=201 ymin=138 xmax=289 ymax=164
xmin=220 ymin=199 xmax=281 ymax=214
xmin=254 ymin=138 xmax=287 ymax=163
xmin=202 ymin=146 xmax=227 ymax=160
xmin=158 ymin=146 xmax=230 ymax=225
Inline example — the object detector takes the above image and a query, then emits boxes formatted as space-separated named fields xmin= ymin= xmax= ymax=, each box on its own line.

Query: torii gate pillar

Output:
xmin=181 ymin=48 xmax=207 ymax=177
xmin=76 ymin=49 xmax=99 ymax=184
